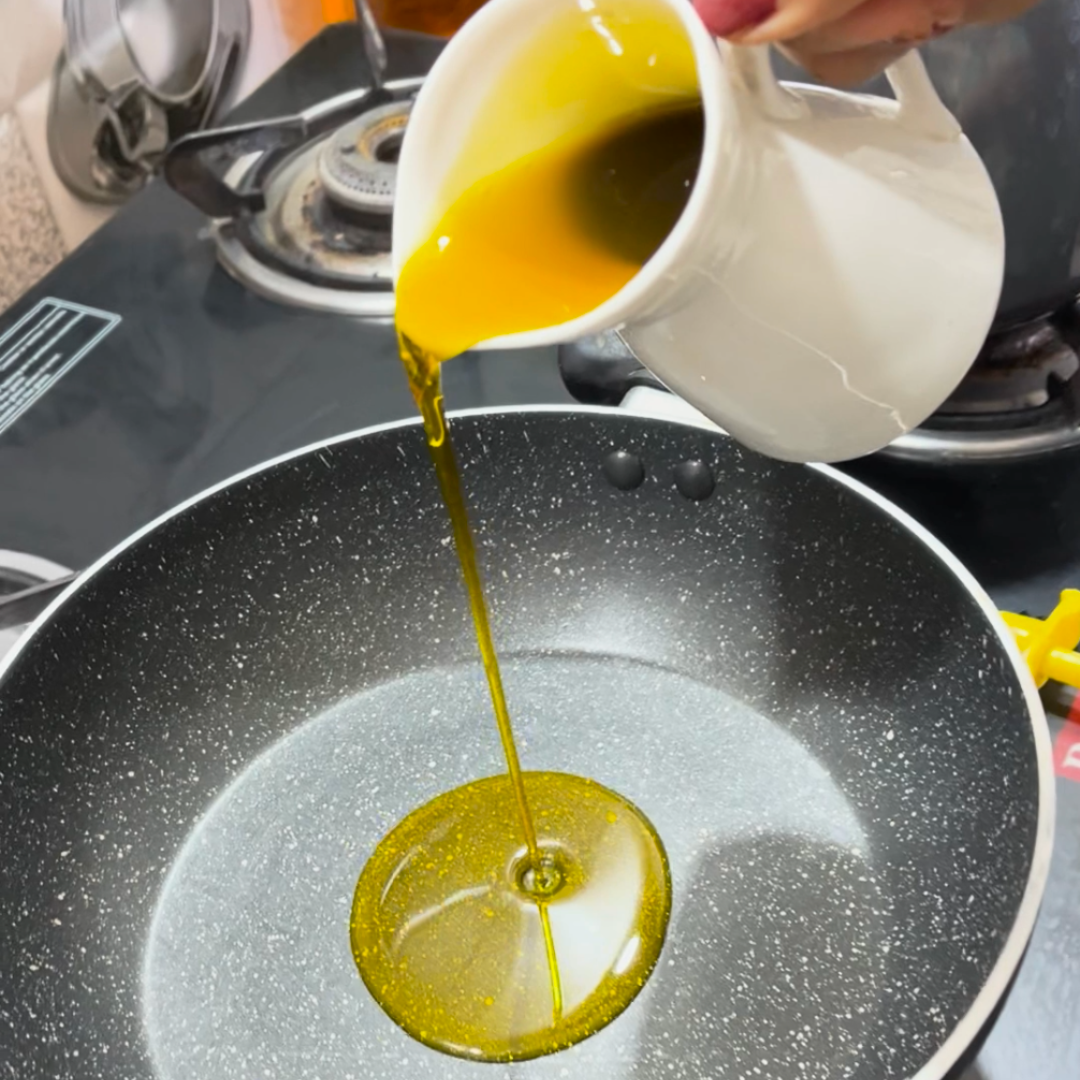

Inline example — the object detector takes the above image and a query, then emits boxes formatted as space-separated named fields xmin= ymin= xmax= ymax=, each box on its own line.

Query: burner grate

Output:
xmin=165 ymin=78 xmax=423 ymax=316
xmin=317 ymin=101 xmax=410 ymax=214
xmin=882 ymin=306 xmax=1080 ymax=462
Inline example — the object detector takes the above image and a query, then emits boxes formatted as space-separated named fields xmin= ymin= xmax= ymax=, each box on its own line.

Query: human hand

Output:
xmin=693 ymin=0 xmax=1043 ymax=85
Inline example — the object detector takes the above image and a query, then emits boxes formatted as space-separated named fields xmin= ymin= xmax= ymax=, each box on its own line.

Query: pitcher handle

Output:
xmin=728 ymin=44 xmax=960 ymax=141
xmin=884 ymin=51 xmax=961 ymax=140
xmin=724 ymin=44 xmax=805 ymax=120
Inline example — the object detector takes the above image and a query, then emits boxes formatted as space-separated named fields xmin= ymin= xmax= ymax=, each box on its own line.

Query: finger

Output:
xmin=779 ymin=0 xmax=964 ymax=54
xmin=724 ymin=0 xmax=870 ymax=44
xmin=693 ymin=0 xmax=778 ymax=38
xmin=735 ymin=0 xmax=1040 ymax=47
xmin=780 ymin=40 xmax=911 ymax=84
xmin=696 ymin=0 xmax=867 ymax=42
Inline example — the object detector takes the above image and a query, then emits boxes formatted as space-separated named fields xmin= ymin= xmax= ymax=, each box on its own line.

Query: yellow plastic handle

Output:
xmin=1002 ymin=589 xmax=1080 ymax=689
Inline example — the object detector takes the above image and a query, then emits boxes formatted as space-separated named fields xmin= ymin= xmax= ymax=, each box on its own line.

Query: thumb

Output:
xmin=693 ymin=0 xmax=777 ymax=37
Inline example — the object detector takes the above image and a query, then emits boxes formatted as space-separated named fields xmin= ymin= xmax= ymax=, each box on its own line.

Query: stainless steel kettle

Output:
xmin=774 ymin=0 xmax=1080 ymax=330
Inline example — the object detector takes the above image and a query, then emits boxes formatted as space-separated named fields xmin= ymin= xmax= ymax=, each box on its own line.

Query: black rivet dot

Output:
xmin=602 ymin=450 xmax=645 ymax=491
xmin=673 ymin=459 xmax=715 ymax=501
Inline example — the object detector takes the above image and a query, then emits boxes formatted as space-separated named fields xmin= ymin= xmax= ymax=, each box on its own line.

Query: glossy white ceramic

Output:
xmin=392 ymin=0 xmax=1005 ymax=463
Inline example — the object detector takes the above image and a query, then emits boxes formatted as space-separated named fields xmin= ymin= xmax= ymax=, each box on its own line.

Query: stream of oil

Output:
xmin=350 ymin=0 xmax=702 ymax=1062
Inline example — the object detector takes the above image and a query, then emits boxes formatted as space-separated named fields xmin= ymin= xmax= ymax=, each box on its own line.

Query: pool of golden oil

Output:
xmin=350 ymin=0 xmax=703 ymax=1062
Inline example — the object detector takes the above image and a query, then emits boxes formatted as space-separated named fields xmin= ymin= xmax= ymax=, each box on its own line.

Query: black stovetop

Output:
xmin=0 ymin=23 xmax=1077 ymax=1080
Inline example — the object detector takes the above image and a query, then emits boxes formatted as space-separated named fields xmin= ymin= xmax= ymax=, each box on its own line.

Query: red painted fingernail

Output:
xmin=694 ymin=0 xmax=777 ymax=38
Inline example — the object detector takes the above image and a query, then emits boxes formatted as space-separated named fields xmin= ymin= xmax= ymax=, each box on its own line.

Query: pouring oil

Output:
xmin=350 ymin=0 xmax=702 ymax=1061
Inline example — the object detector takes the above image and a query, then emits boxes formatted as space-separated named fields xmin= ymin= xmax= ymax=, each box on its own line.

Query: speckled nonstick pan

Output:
xmin=0 ymin=407 xmax=1053 ymax=1080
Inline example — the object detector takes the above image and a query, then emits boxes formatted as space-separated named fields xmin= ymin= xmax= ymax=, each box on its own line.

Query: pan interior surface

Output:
xmin=143 ymin=656 xmax=878 ymax=1079
xmin=0 ymin=410 xmax=1042 ymax=1080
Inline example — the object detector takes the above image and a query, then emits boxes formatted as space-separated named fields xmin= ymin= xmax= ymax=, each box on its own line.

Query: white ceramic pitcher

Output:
xmin=392 ymin=0 xmax=1005 ymax=463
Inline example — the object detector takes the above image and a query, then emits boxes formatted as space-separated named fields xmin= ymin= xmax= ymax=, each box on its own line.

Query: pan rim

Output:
xmin=813 ymin=456 xmax=1055 ymax=1080
xmin=0 ymin=403 xmax=1055 ymax=1080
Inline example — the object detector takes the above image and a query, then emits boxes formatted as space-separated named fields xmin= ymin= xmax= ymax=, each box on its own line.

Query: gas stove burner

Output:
xmin=937 ymin=318 xmax=1080 ymax=415
xmin=164 ymin=78 xmax=423 ymax=317
xmin=559 ymin=310 xmax=1080 ymax=466
xmin=317 ymin=101 xmax=409 ymax=214
xmin=883 ymin=306 xmax=1080 ymax=464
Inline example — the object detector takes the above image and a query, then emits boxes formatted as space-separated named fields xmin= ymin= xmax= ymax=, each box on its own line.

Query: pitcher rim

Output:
xmin=391 ymin=0 xmax=730 ymax=352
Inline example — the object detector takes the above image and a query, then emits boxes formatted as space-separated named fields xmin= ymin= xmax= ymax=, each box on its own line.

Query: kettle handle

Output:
xmin=731 ymin=45 xmax=961 ymax=141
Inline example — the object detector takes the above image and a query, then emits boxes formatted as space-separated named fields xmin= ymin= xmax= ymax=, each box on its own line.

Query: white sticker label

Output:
xmin=0 ymin=298 xmax=121 ymax=436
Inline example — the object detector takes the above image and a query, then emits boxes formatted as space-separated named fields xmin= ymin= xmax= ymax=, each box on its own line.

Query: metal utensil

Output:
xmin=0 ymin=574 xmax=77 ymax=632
xmin=355 ymin=0 xmax=388 ymax=89
xmin=48 ymin=0 xmax=251 ymax=202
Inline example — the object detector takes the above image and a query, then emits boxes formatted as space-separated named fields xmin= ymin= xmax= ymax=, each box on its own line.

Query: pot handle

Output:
xmin=883 ymin=50 xmax=961 ymax=140
xmin=728 ymin=44 xmax=960 ymax=141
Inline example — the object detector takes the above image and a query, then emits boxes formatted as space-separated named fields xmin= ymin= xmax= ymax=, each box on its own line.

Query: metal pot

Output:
xmin=48 ymin=0 xmax=250 ymax=202
xmin=0 ymin=406 xmax=1052 ymax=1079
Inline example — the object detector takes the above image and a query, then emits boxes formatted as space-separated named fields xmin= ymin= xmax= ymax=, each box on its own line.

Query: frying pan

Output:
xmin=0 ymin=406 xmax=1053 ymax=1080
